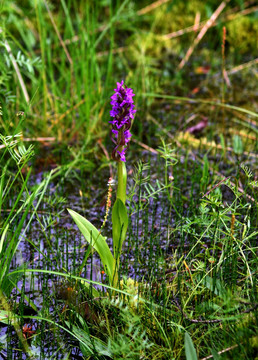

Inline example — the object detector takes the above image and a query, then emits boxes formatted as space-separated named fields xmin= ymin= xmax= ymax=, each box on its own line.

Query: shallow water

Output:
xmin=1 ymin=153 xmax=181 ymax=358
xmin=1 ymin=142 xmax=256 ymax=358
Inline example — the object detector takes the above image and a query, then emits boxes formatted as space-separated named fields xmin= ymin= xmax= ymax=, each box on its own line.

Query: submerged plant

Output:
xmin=68 ymin=80 xmax=136 ymax=289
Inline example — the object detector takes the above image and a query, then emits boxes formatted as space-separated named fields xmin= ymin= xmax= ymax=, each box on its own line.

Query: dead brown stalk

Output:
xmin=178 ymin=0 xmax=231 ymax=70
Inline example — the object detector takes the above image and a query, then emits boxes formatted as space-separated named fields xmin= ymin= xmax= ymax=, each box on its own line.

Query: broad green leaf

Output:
xmin=0 ymin=309 xmax=17 ymax=325
xmin=68 ymin=209 xmax=114 ymax=280
xmin=71 ymin=326 xmax=112 ymax=358
xmin=185 ymin=332 xmax=198 ymax=360
xmin=112 ymin=198 xmax=128 ymax=261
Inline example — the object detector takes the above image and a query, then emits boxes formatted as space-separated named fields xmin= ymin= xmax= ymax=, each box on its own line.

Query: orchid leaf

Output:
xmin=67 ymin=209 xmax=114 ymax=280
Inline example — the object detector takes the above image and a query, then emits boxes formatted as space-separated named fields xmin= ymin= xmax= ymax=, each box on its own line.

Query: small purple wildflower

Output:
xmin=110 ymin=80 xmax=136 ymax=162
xmin=117 ymin=149 xmax=126 ymax=162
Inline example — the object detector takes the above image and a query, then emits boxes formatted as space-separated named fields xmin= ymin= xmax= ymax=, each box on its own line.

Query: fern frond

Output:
xmin=13 ymin=144 xmax=34 ymax=164
xmin=0 ymin=132 xmax=22 ymax=148
xmin=241 ymin=163 xmax=253 ymax=178
xmin=133 ymin=160 xmax=150 ymax=185
xmin=0 ymin=133 xmax=34 ymax=165
xmin=157 ymin=138 xmax=178 ymax=166
xmin=249 ymin=180 xmax=258 ymax=188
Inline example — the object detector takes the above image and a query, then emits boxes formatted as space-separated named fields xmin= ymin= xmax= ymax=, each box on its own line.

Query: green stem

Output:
xmin=117 ymin=160 xmax=127 ymax=204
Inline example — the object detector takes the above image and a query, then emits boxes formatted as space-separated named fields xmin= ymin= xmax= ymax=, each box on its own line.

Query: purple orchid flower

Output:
xmin=110 ymin=80 xmax=136 ymax=162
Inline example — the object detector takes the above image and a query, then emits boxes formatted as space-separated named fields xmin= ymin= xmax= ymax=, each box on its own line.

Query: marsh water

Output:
xmin=1 ymin=149 xmax=184 ymax=358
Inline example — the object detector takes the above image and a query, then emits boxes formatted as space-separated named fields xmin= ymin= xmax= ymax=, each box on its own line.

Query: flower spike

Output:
xmin=110 ymin=81 xmax=136 ymax=162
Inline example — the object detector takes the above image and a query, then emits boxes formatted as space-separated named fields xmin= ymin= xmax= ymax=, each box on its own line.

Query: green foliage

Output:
xmin=112 ymin=198 xmax=128 ymax=262
xmin=200 ymin=154 xmax=209 ymax=193
xmin=227 ymin=15 xmax=258 ymax=54
xmin=69 ymin=322 xmax=112 ymax=358
xmin=4 ymin=51 xmax=41 ymax=75
xmin=68 ymin=161 xmax=129 ymax=290
xmin=0 ymin=133 xmax=36 ymax=297
xmin=241 ymin=163 xmax=258 ymax=188
xmin=233 ymin=134 xmax=243 ymax=155
xmin=185 ymin=332 xmax=198 ymax=360
xmin=0 ymin=309 xmax=17 ymax=325
xmin=0 ymin=0 xmax=257 ymax=358
xmin=67 ymin=208 xmax=115 ymax=282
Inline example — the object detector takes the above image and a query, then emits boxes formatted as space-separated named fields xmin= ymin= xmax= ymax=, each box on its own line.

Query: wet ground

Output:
xmin=1 ymin=127 xmax=257 ymax=358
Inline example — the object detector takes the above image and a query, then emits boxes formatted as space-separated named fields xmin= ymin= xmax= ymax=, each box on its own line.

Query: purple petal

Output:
xmin=117 ymin=149 xmax=126 ymax=162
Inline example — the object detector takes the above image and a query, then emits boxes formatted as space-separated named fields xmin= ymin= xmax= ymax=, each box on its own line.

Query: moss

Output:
xmin=227 ymin=16 xmax=258 ymax=54
xmin=126 ymin=32 xmax=167 ymax=61
xmin=153 ymin=0 xmax=208 ymax=34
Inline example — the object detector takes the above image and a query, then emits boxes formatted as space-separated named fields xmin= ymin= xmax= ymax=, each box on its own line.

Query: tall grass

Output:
xmin=1 ymin=1 xmax=131 ymax=142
